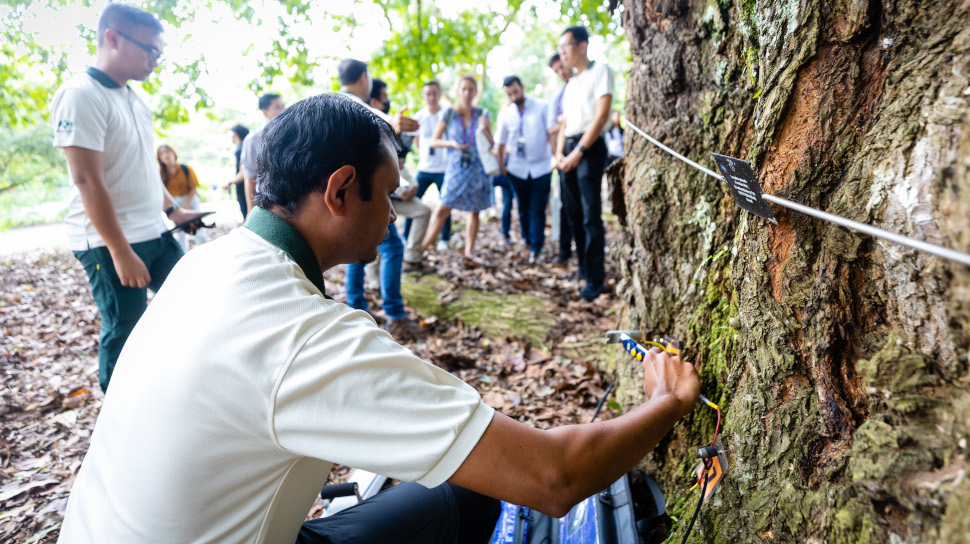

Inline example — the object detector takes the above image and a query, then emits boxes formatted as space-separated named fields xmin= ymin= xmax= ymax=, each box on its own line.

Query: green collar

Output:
xmin=85 ymin=67 xmax=122 ymax=89
xmin=244 ymin=206 xmax=328 ymax=297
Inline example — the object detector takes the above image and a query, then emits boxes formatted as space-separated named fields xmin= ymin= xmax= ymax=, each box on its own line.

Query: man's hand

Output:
xmin=641 ymin=347 xmax=699 ymax=418
xmin=169 ymin=208 xmax=208 ymax=235
xmin=110 ymin=247 xmax=151 ymax=288
xmin=400 ymin=186 xmax=418 ymax=201
xmin=391 ymin=108 xmax=419 ymax=134
xmin=557 ymin=149 xmax=582 ymax=172
xmin=499 ymin=164 xmax=508 ymax=177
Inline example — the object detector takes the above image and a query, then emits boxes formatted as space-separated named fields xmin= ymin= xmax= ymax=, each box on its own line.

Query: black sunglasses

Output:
xmin=113 ymin=28 xmax=162 ymax=61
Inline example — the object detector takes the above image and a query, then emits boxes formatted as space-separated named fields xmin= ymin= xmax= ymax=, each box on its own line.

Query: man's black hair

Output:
xmin=369 ymin=78 xmax=387 ymax=102
xmin=254 ymin=94 xmax=400 ymax=213
xmin=338 ymin=58 xmax=368 ymax=86
xmin=548 ymin=53 xmax=561 ymax=67
xmin=502 ymin=75 xmax=522 ymax=88
xmin=230 ymin=124 xmax=249 ymax=142
xmin=258 ymin=93 xmax=281 ymax=111
xmin=422 ymin=80 xmax=441 ymax=90
xmin=562 ymin=26 xmax=590 ymax=44
xmin=97 ymin=3 xmax=163 ymax=47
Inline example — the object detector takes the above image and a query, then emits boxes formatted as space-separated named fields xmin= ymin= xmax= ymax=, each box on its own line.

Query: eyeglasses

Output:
xmin=113 ymin=28 xmax=162 ymax=62
xmin=557 ymin=40 xmax=576 ymax=54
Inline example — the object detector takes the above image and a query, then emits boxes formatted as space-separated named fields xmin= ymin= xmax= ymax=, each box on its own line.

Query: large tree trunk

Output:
xmin=612 ymin=0 xmax=970 ymax=542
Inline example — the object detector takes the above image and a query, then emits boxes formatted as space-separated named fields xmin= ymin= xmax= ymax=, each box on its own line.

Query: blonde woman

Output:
xmin=421 ymin=75 xmax=494 ymax=262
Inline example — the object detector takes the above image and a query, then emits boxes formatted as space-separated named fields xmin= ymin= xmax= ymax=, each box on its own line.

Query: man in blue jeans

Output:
xmin=497 ymin=75 xmax=555 ymax=263
xmin=338 ymin=60 xmax=420 ymax=338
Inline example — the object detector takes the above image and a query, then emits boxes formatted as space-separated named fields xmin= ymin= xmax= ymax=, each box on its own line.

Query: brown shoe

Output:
xmin=403 ymin=260 xmax=435 ymax=275
xmin=386 ymin=318 xmax=420 ymax=341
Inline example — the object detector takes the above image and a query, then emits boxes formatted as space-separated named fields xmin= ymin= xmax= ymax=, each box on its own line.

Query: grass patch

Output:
xmin=402 ymin=273 xmax=556 ymax=345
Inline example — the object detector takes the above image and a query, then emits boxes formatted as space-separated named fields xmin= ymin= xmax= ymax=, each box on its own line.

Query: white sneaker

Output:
xmin=436 ymin=240 xmax=449 ymax=251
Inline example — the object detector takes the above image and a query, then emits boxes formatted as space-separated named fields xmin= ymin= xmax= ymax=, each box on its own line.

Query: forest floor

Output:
xmin=0 ymin=214 xmax=625 ymax=543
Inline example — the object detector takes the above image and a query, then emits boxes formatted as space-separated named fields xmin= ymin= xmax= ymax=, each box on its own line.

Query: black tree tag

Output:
xmin=711 ymin=153 xmax=778 ymax=225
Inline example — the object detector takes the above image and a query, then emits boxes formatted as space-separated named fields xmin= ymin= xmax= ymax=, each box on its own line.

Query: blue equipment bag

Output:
xmin=489 ymin=473 xmax=644 ymax=544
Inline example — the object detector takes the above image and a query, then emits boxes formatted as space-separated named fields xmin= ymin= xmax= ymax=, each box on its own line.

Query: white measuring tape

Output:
xmin=624 ymin=119 xmax=970 ymax=267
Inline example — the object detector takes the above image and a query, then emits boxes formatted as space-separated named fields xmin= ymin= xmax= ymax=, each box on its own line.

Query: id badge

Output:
xmin=429 ymin=147 xmax=435 ymax=156
xmin=516 ymin=139 xmax=526 ymax=158
xmin=461 ymin=149 xmax=472 ymax=168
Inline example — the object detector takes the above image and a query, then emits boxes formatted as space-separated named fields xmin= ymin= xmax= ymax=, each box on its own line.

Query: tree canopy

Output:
xmin=0 ymin=0 xmax=625 ymax=127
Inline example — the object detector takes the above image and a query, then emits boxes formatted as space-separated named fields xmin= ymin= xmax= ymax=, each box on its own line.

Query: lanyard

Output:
xmin=517 ymin=103 xmax=526 ymax=137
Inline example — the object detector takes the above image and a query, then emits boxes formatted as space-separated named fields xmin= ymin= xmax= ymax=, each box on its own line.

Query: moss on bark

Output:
xmin=616 ymin=0 xmax=970 ymax=541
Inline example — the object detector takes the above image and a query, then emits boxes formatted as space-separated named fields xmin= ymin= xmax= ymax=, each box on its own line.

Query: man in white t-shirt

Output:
xmin=240 ymin=92 xmax=286 ymax=214
xmin=497 ymin=75 xmax=556 ymax=263
xmin=57 ymin=93 xmax=700 ymax=544
xmin=556 ymin=25 xmax=614 ymax=302
xmin=405 ymin=80 xmax=452 ymax=250
xmin=548 ymin=53 xmax=577 ymax=268
xmin=49 ymin=3 xmax=205 ymax=393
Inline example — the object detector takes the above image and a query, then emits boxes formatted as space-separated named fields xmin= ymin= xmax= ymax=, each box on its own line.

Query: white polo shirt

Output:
xmin=58 ymin=208 xmax=494 ymax=544
xmin=239 ymin=124 xmax=266 ymax=180
xmin=414 ymin=106 xmax=447 ymax=174
xmin=497 ymin=97 xmax=555 ymax=180
xmin=50 ymin=68 xmax=165 ymax=250
xmin=562 ymin=60 xmax=615 ymax=138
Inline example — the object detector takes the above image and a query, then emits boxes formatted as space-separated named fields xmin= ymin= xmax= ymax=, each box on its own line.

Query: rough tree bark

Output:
xmin=610 ymin=0 xmax=970 ymax=542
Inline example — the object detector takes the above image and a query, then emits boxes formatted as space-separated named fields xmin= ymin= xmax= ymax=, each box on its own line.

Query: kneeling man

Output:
xmin=58 ymin=94 xmax=699 ymax=544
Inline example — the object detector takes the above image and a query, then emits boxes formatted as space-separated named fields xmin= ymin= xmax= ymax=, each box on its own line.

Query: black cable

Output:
xmin=589 ymin=381 xmax=614 ymax=423
xmin=680 ymin=459 xmax=710 ymax=544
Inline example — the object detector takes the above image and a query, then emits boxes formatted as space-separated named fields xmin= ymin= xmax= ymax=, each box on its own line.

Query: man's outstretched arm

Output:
xmin=449 ymin=348 xmax=698 ymax=517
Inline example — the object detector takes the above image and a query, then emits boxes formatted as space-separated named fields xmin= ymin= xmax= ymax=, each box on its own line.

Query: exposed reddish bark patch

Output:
xmin=760 ymin=45 xmax=844 ymax=194
xmin=767 ymin=213 xmax=795 ymax=302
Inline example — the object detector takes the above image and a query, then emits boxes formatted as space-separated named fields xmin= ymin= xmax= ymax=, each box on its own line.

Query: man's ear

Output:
xmin=104 ymin=28 xmax=122 ymax=52
xmin=323 ymin=165 xmax=357 ymax=216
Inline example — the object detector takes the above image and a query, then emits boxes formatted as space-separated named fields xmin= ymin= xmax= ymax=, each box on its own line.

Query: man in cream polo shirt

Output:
xmin=58 ymin=95 xmax=700 ymax=543
xmin=50 ymin=3 xmax=204 ymax=393
xmin=555 ymin=25 xmax=614 ymax=302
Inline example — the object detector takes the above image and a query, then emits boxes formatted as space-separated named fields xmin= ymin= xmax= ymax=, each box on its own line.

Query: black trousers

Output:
xmin=298 ymin=483 xmax=500 ymax=544
xmin=561 ymin=136 xmax=607 ymax=289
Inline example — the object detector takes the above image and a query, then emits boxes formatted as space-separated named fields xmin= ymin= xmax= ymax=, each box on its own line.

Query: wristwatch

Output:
xmin=165 ymin=205 xmax=179 ymax=217
xmin=577 ymin=144 xmax=588 ymax=154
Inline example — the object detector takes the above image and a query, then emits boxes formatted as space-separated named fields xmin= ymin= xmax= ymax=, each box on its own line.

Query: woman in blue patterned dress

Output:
xmin=421 ymin=75 xmax=494 ymax=261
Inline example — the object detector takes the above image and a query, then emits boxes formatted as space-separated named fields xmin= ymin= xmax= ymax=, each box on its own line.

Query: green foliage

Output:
xmin=0 ymin=122 xmax=69 ymax=229
xmin=357 ymin=0 xmax=528 ymax=111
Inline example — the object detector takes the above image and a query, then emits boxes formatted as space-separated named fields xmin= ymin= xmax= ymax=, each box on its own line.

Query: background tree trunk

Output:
xmin=611 ymin=0 xmax=970 ymax=542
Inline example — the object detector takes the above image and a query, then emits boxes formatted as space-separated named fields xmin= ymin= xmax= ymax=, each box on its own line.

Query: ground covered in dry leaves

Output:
xmin=0 ymin=215 xmax=623 ymax=543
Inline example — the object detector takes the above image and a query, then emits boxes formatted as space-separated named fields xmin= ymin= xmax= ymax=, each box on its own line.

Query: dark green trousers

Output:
xmin=74 ymin=235 xmax=183 ymax=393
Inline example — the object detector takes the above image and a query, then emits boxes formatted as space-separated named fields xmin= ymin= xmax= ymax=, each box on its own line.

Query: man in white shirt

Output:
xmin=606 ymin=109 xmax=625 ymax=165
xmin=548 ymin=53 xmax=576 ymax=268
xmin=240 ymin=92 xmax=286 ymax=214
xmin=497 ymin=76 xmax=556 ymax=263
xmin=405 ymin=80 xmax=452 ymax=250
xmin=57 ymin=92 xmax=700 ymax=544
xmin=49 ymin=3 xmax=204 ymax=392
xmin=556 ymin=25 xmax=614 ymax=301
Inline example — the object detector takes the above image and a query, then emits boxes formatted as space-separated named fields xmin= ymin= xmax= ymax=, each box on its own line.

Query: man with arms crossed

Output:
xmin=57 ymin=94 xmax=699 ymax=543
xmin=497 ymin=75 xmax=556 ymax=264
xmin=555 ymin=26 xmax=614 ymax=301
xmin=50 ymin=3 xmax=204 ymax=393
